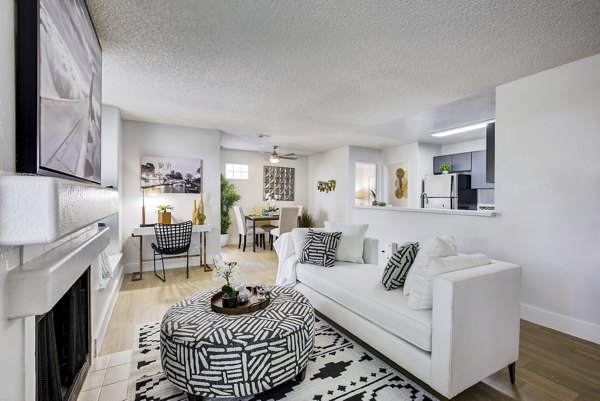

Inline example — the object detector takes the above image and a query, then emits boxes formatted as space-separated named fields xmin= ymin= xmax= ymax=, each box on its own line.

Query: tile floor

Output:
xmin=78 ymin=350 xmax=132 ymax=401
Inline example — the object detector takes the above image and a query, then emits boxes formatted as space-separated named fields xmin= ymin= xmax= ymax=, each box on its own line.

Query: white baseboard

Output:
xmin=521 ymin=302 xmax=600 ymax=344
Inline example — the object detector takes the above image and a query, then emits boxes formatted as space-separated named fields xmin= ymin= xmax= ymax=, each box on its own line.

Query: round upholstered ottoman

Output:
xmin=160 ymin=286 xmax=315 ymax=400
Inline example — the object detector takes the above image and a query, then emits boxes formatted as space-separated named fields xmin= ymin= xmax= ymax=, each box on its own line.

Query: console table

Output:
xmin=130 ymin=224 xmax=213 ymax=281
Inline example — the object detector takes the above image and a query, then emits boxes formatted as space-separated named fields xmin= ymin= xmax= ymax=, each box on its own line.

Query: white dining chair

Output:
xmin=269 ymin=207 xmax=299 ymax=250
xmin=296 ymin=205 xmax=304 ymax=217
xmin=233 ymin=206 xmax=265 ymax=252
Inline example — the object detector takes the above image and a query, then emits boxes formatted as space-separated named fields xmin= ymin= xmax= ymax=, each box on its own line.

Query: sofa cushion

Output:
xmin=299 ymin=230 xmax=342 ymax=267
xmin=408 ymin=253 xmax=490 ymax=310
xmin=296 ymin=261 xmax=433 ymax=351
xmin=404 ymin=236 xmax=457 ymax=296
xmin=382 ymin=242 xmax=419 ymax=290
xmin=291 ymin=228 xmax=324 ymax=260
xmin=324 ymin=222 xmax=369 ymax=263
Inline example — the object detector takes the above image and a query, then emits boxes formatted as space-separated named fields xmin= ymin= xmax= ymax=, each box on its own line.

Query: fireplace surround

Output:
xmin=36 ymin=269 xmax=90 ymax=401
xmin=1 ymin=174 xmax=120 ymax=401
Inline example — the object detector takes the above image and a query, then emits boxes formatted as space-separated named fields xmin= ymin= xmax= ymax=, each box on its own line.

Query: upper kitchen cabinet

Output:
xmin=433 ymin=152 xmax=472 ymax=174
xmin=471 ymin=150 xmax=494 ymax=189
xmin=433 ymin=155 xmax=451 ymax=174
xmin=486 ymin=123 xmax=495 ymax=183
xmin=451 ymin=152 xmax=472 ymax=172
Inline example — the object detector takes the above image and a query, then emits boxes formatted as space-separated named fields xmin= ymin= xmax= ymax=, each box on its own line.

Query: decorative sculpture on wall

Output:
xmin=394 ymin=168 xmax=408 ymax=199
xmin=317 ymin=180 xmax=336 ymax=193
xmin=264 ymin=166 xmax=295 ymax=201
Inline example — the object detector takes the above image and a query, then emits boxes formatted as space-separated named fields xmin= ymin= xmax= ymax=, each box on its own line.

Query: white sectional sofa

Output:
xmin=275 ymin=231 xmax=522 ymax=399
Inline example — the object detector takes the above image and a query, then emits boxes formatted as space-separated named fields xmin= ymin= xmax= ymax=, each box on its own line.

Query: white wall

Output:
xmin=220 ymin=149 xmax=308 ymax=244
xmin=308 ymin=146 xmax=350 ymax=226
xmin=496 ymin=53 xmax=600 ymax=341
xmin=354 ymin=53 xmax=600 ymax=344
xmin=121 ymin=120 xmax=221 ymax=272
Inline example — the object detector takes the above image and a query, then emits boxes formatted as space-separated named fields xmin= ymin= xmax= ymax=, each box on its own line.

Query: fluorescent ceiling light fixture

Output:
xmin=269 ymin=155 xmax=280 ymax=163
xmin=431 ymin=119 xmax=495 ymax=137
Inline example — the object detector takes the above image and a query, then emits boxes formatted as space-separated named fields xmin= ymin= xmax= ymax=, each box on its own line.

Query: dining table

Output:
xmin=245 ymin=214 xmax=279 ymax=252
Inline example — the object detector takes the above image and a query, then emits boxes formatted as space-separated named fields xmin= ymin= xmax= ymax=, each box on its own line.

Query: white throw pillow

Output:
xmin=407 ymin=253 xmax=490 ymax=310
xmin=403 ymin=236 xmax=457 ymax=296
xmin=324 ymin=222 xmax=369 ymax=263
xmin=292 ymin=228 xmax=324 ymax=260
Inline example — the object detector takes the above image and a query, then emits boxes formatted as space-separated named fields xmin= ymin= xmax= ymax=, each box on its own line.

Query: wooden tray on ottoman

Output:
xmin=210 ymin=288 xmax=271 ymax=315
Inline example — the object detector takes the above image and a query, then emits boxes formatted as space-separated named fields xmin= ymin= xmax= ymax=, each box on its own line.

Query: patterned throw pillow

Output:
xmin=300 ymin=229 xmax=342 ymax=267
xmin=382 ymin=242 xmax=419 ymax=290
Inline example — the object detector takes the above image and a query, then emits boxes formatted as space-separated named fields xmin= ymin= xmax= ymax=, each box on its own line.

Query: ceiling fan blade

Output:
xmin=281 ymin=153 xmax=296 ymax=157
xmin=279 ymin=156 xmax=298 ymax=160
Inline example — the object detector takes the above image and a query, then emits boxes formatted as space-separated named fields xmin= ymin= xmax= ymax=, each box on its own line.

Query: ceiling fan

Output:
xmin=262 ymin=146 xmax=297 ymax=163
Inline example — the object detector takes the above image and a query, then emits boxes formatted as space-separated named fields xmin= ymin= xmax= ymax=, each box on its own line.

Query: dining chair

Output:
xmin=269 ymin=207 xmax=299 ymax=250
xmin=296 ymin=205 xmax=304 ymax=217
xmin=151 ymin=221 xmax=193 ymax=282
xmin=233 ymin=206 xmax=266 ymax=252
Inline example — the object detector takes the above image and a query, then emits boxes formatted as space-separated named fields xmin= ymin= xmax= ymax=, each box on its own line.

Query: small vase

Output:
xmin=442 ymin=170 xmax=449 ymax=175
xmin=158 ymin=212 xmax=172 ymax=224
xmin=192 ymin=200 xmax=198 ymax=224
xmin=222 ymin=294 xmax=238 ymax=308
xmin=197 ymin=194 xmax=206 ymax=224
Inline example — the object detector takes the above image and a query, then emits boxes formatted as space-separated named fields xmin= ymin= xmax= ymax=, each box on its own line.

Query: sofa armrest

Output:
xmin=363 ymin=237 xmax=379 ymax=265
xmin=430 ymin=262 xmax=521 ymax=398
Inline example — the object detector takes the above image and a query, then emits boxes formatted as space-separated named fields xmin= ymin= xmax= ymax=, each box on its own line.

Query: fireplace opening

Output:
xmin=36 ymin=268 xmax=90 ymax=401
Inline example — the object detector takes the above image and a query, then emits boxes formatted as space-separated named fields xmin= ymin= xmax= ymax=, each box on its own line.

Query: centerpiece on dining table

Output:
xmin=211 ymin=255 xmax=271 ymax=314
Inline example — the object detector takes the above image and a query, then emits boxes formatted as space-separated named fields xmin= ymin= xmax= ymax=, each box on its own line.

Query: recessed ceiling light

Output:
xmin=431 ymin=119 xmax=495 ymax=137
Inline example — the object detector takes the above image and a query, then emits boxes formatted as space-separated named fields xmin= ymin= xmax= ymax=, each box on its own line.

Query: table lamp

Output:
xmin=141 ymin=185 xmax=160 ymax=225
xmin=354 ymin=190 xmax=365 ymax=206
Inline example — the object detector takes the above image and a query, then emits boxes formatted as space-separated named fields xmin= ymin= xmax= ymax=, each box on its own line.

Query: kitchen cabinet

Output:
xmin=486 ymin=123 xmax=495 ymax=183
xmin=433 ymin=155 xmax=451 ymax=174
xmin=471 ymin=150 xmax=494 ymax=189
xmin=433 ymin=153 xmax=471 ymax=174
xmin=451 ymin=152 xmax=472 ymax=172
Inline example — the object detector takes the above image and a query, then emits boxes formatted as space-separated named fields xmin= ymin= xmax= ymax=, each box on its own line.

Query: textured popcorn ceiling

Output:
xmin=87 ymin=0 xmax=600 ymax=153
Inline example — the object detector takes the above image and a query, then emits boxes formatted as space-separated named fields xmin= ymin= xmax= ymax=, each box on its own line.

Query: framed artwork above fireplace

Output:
xmin=16 ymin=0 xmax=103 ymax=184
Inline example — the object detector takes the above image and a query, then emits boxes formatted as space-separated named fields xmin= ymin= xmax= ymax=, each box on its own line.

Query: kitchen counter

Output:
xmin=352 ymin=205 xmax=496 ymax=217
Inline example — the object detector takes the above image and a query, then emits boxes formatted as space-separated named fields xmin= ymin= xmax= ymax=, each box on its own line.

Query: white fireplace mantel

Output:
xmin=0 ymin=175 xmax=119 ymax=246
xmin=6 ymin=226 xmax=110 ymax=319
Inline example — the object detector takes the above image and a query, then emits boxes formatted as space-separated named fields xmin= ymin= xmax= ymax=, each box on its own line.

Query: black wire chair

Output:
xmin=151 ymin=221 xmax=193 ymax=281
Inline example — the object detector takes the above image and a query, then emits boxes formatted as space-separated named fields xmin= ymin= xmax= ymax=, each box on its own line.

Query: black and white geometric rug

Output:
xmin=128 ymin=318 xmax=438 ymax=401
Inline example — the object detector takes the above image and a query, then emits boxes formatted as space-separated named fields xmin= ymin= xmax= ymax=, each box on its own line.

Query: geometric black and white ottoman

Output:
xmin=160 ymin=286 xmax=315 ymax=400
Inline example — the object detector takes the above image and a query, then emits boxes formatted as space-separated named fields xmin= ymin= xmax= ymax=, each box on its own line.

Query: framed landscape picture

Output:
xmin=17 ymin=0 xmax=102 ymax=184
xmin=141 ymin=156 xmax=203 ymax=194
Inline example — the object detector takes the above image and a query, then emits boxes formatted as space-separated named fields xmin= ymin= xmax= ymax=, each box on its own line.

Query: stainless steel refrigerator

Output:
xmin=421 ymin=173 xmax=477 ymax=210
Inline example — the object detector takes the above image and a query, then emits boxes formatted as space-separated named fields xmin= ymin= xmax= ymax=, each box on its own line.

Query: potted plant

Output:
xmin=299 ymin=210 xmax=315 ymax=228
xmin=370 ymin=190 xmax=378 ymax=206
xmin=214 ymin=255 xmax=239 ymax=308
xmin=220 ymin=175 xmax=241 ymax=247
xmin=157 ymin=204 xmax=174 ymax=224
xmin=439 ymin=163 xmax=452 ymax=174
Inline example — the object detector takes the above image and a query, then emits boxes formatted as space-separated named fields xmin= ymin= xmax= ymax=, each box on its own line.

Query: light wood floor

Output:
xmin=101 ymin=246 xmax=600 ymax=400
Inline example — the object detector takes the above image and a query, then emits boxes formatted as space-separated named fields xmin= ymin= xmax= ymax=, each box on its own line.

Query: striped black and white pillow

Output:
xmin=382 ymin=242 xmax=419 ymax=290
xmin=300 ymin=229 xmax=342 ymax=267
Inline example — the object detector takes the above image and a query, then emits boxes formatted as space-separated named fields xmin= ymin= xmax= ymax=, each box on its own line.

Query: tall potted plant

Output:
xmin=220 ymin=175 xmax=240 ymax=247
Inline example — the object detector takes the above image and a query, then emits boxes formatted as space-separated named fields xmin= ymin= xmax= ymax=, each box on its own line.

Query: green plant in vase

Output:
xmin=157 ymin=204 xmax=174 ymax=224
xmin=213 ymin=255 xmax=239 ymax=307
xmin=299 ymin=210 xmax=315 ymax=228
xmin=439 ymin=163 xmax=452 ymax=174
xmin=220 ymin=175 xmax=241 ymax=235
